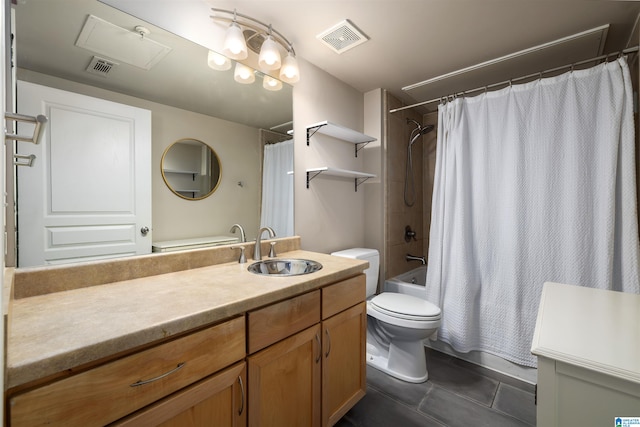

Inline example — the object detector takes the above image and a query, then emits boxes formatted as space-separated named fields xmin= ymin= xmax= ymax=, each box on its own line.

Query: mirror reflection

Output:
xmin=12 ymin=0 xmax=293 ymax=267
xmin=161 ymin=139 xmax=221 ymax=200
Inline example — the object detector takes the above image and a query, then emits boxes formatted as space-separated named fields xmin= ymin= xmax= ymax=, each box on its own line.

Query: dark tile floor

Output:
xmin=336 ymin=348 xmax=537 ymax=427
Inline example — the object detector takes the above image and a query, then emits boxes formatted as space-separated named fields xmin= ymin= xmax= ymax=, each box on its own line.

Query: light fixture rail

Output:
xmin=210 ymin=7 xmax=295 ymax=55
xmin=390 ymin=45 xmax=639 ymax=113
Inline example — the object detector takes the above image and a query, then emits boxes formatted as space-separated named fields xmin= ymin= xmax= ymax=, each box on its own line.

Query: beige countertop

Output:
xmin=531 ymin=281 xmax=640 ymax=384
xmin=7 ymin=249 xmax=367 ymax=390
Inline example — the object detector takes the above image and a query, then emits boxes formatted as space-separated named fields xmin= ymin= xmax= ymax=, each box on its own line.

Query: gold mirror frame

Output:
xmin=161 ymin=138 xmax=222 ymax=200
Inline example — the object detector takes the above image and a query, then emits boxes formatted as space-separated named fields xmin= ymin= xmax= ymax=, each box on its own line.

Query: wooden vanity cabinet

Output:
xmin=8 ymin=272 xmax=366 ymax=427
xmin=246 ymin=274 xmax=366 ymax=427
xmin=8 ymin=316 xmax=246 ymax=427
xmin=321 ymin=275 xmax=367 ymax=427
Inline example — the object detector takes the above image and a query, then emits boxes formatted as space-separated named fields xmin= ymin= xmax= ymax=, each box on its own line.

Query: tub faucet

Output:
xmin=229 ymin=223 xmax=246 ymax=243
xmin=406 ymin=254 xmax=426 ymax=265
xmin=254 ymin=226 xmax=276 ymax=260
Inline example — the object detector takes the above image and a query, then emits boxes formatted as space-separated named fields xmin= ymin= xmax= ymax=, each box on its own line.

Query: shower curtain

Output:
xmin=425 ymin=57 xmax=640 ymax=367
xmin=260 ymin=139 xmax=294 ymax=237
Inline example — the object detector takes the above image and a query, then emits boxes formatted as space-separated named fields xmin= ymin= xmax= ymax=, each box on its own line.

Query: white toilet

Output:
xmin=331 ymin=248 xmax=441 ymax=383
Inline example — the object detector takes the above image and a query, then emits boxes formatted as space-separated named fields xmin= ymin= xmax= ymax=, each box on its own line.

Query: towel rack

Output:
xmin=4 ymin=112 xmax=48 ymax=144
xmin=13 ymin=154 xmax=36 ymax=167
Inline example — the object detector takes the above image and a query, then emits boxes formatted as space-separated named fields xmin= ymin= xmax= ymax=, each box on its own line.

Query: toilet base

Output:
xmin=366 ymin=341 xmax=429 ymax=383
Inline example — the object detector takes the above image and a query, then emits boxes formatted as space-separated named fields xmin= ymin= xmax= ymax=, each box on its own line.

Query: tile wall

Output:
xmin=384 ymin=94 xmax=436 ymax=279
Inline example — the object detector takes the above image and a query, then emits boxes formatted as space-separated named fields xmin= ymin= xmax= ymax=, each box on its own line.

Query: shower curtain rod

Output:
xmin=389 ymin=45 xmax=639 ymax=114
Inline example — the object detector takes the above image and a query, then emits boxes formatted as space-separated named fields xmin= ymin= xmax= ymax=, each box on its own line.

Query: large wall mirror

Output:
xmin=11 ymin=0 xmax=293 ymax=267
xmin=161 ymin=139 xmax=222 ymax=200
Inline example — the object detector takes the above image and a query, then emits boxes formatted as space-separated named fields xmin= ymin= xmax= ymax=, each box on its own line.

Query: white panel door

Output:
xmin=16 ymin=81 xmax=152 ymax=267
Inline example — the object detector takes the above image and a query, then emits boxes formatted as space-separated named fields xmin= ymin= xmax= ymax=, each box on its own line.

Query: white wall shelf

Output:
xmin=163 ymin=168 xmax=199 ymax=175
xmin=306 ymin=167 xmax=375 ymax=192
xmin=306 ymin=121 xmax=376 ymax=157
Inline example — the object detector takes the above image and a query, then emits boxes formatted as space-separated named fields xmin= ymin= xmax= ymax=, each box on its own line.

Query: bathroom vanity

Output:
xmin=531 ymin=282 xmax=640 ymax=426
xmin=5 ymin=237 xmax=367 ymax=426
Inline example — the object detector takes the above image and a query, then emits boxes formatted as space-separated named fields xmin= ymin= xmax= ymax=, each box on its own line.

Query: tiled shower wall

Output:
xmin=384 ymin=93 xmax=437 ymax=279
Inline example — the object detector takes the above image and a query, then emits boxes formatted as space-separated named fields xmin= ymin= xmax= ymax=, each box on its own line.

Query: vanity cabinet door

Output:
xmin=321 ymin=302 xmax=367 ymax=427
xmin=247 ymin=324 xmax=321 ymax=427
xmin=113 ymin=362 xmax=246 ymax=427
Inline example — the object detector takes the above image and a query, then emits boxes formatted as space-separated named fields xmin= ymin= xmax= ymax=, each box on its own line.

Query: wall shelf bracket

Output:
xmin=354 ymin=176 xmax=372 ymax=192
xmin=354 ymin=141 xmax=370 ymax=157
xmin=306 ymin=169 xmax=324 ymax=188
xmin=306 ymin=124 xmax=324 ymax=146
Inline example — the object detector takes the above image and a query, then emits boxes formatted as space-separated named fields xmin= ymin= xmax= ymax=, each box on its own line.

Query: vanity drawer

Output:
xmin=322 ymin=274 xmax=366 ymax=319
xmin=248 ymin=290 xmax=320 ymax=353
xmin=9 ymin=316 xmax=245 ymax=427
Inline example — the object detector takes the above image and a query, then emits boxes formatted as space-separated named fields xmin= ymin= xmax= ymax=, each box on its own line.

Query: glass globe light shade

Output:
xmin=207 ymin=50 xmax=231 ymax=71
xmin=279 ymin=52 xmax=300 ymax=84
xmin=234 ymin=62 xmax=255 ymax=84
xmin=263 ymin=75 xmax=283 ymax=91
xmin=258 ymin=35 xmax=282 ymax=71
xmin=223 ymin=22 xmax=248 ymax=60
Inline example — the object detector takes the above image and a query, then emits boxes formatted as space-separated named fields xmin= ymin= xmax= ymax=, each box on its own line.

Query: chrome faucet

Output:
xmin=406 ymin=253 xmax=426 ymax=265
xmin=229 ymin=223 xmax=246 ymax=243
xmin=254 ymin=226 xmax=276 ymax=260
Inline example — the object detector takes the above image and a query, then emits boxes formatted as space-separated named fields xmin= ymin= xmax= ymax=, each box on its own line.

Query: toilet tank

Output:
xmin=331 ymin=248 xmax=379 ymax=297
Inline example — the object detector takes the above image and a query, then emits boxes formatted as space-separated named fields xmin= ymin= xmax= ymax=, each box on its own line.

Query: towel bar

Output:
xmin=4 ymin=112 xmax=48 ymax=144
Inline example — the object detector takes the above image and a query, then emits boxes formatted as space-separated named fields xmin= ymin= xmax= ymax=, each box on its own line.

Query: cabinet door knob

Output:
xmin=325 ymin=329 xmax=331 ymax=358
xmin=315 ymin=333 xmax=321 ymax=363
xmin=237 ymin=375 xmax=245 ymax=415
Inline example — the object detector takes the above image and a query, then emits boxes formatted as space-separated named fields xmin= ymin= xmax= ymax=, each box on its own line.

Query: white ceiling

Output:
xmin=15 ymin=0 xmax=640 ymax=120
xmin=203 ymin=0 xmax=640 ymax=110
xmin=14 ymin=0 xmax=294 ymax=130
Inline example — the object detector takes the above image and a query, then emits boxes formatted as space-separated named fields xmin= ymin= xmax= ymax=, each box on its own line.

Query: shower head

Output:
xmin=408 ymin=122 xmax=434 ymax=146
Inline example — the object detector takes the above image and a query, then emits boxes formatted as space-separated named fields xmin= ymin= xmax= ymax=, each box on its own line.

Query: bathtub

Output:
xmin=384 ymin=265 xmax=427 ymax=299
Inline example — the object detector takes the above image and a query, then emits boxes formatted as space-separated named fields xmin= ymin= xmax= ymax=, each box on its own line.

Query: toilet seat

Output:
xmin=371 ymin=293 xmax=441 ymax=321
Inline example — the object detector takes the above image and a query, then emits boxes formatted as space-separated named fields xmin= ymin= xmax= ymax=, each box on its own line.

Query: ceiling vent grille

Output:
xmin=86 ymin=56 xmax=118 ymax=77
xmin=317 ymin=19 xmax=369 ymax=54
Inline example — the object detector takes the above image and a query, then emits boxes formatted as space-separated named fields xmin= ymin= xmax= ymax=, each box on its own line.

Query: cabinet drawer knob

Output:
xmin=129 ymin=362 xmax=186 ymax=387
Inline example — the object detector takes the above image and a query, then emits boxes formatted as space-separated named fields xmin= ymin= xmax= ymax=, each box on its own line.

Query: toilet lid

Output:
xmin=371 ymin=293 xmax=441 ymax=320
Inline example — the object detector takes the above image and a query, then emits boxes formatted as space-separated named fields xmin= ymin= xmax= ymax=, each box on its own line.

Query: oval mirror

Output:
xmin=161 ymin=139 xmax=221 ymax=200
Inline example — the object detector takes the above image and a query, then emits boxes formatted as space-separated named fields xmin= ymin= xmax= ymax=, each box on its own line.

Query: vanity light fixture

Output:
xmin=207 ymin=50 xmax=231 ymax=70
xmin=211 ymin=7 xmax=300 ymax=84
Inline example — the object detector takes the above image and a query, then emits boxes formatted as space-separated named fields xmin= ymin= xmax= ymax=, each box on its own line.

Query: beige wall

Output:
xmin=292 ymin=59 xmax=370 ymax=254
xmin=17 ymin=69 xmax=262 ymax=243
xmin=363 ymin=89 xmax=385 ymax=290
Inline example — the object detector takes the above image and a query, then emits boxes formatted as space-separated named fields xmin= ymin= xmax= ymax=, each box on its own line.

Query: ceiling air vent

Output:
xmin=86 ymin=56 xmax=118 ymax=77
xmin=317 ymin=19 xmax=369 ymax=54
